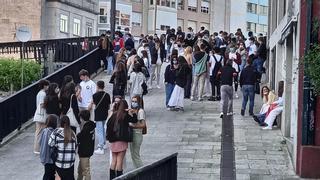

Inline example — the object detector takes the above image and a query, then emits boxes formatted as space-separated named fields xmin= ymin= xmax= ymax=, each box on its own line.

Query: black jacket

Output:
xmin=175 ymin=64 xmax=191 ymax=88
xmin=150 ymin=46 xmax=166 ymax=64
xmin=110 ymin=71 xmax=127 ymax=96
xmin=164 ymin=65 xmax=176 ymax=84
xmin=220 ymin=65 xmax=236 ymax=86
xmin=60 ymin=94 xmax=80 ymax=125
xmin=44 ymin=96 xmax=61 ymax=117
xmin=125 ymin=38 xmax=135 ymax=51
xmin=77 ymin=121 xmax=95 ymax=157
xmin=240 ymin=65 xmax=257 ymax=87
xmin=106 ymin=112 xmax=138 ymax=143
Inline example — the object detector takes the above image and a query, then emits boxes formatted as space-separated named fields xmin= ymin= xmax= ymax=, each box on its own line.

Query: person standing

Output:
xmin=239 ymin=55 xmax=257 ymax=116
xmin=106 ymin=100 xmax=138 ymax=179
xmin=190 ymin=43 xmax=210 ymax=101
xmin=184 ymin=46 xmax=193 ymax=99
xmin=48 ymin=116 xmax=77 ymax=180
xmin=33 ymin=79 xmax=50 ymax=154
xmin=78 ymin=69 xmax=96 ymax=111
xmin=208 ymin=47 xmax=224 ymax=101
xmin=128 ymin=63 xmax=146 ymax=100
xmin=219 ymin=59 xmax=237 ymax=118
xmin=39 ymin=114 xmax=58 ymax=180
xmin=129 ymin=95 xmax=146 ymax=168
xmin=164 ymin=55 xmax=177 ymax=108
xmin=77 ymin=110 xmax=95 ymax=180
xmin=110 ymin=62 xmax=127 ymax=100
xmin=150 ymin=40 xmax=165 ymax=89
xmin=44 ymin=83 xmax=61 ymax=117
xmin=90 ymin=81 xmax=111 ymax=155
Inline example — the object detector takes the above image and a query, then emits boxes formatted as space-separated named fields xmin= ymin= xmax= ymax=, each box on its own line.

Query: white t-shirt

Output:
xmin=78 ymin=80 xmax=96 ymax=108
xmin=209 ymin=54 xmax=223 ymax=76
xmin=36 ymin=89 xmax=46 ymax=106
xmin=133 ymin=109 xmax=146 ymax=133
xmin=248 ymin=44 xmax=257 ymax=56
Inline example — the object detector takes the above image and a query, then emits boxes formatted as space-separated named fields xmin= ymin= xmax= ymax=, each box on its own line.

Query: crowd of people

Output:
xmin=32 ymin=26 xmax=284 ymax=180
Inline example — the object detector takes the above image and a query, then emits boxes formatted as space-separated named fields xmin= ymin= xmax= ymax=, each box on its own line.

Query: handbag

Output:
xmin=66 ymin=94 xmax=79 ymax=127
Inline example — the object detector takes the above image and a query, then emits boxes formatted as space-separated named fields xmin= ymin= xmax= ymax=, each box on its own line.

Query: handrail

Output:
xmin=114 ymin=153 xmax=178 ymax=180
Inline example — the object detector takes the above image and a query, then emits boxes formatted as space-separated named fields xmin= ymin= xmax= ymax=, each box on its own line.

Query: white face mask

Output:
xmin=55 ymin=88 xmax=60 ymax=94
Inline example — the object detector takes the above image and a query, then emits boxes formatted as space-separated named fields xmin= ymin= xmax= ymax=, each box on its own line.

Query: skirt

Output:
xmin=110 ymin=141 xmax=128 ymax=153
xmin=168 ymin=85 xmax=185 ymax=108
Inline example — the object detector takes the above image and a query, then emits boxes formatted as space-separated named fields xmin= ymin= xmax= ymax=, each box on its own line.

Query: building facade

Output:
xmin=230 ymin=0 xmax=269 ymax=36
xmin=0 ymin=0 xmax=98 ymax=43
xmin=268 ymin=0 xmax=320 ymax=178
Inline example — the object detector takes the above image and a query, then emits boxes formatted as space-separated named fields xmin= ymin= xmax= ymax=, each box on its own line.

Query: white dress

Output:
xmin=168 ymin=85 xmax=185 ymax=108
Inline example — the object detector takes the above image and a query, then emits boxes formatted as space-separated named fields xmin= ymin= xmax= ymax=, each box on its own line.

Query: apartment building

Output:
xmin=0 ymin=0 xmax=99 ymax=42
xmin=97 ymin=0 xmax=231 ymax=37
xmin=230 ymin=0 xmax=269 ymax=36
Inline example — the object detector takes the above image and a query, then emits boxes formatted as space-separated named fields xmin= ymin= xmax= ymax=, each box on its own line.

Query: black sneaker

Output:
xmin=208 ymin=97 xmax=216 ymax=101
xmin=252 ymin=115 xmax=259 ymax=123
xmin=249 ymin=111 xmax=254 ymax=116
xmin=220 ymin=113 xmax=224 ymax=118
xmin=241 ymin=109 xmax=245 ymax=116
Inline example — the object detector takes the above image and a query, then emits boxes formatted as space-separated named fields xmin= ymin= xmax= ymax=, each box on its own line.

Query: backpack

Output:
xmin=212 ymin=55 xmax=223 ymax=80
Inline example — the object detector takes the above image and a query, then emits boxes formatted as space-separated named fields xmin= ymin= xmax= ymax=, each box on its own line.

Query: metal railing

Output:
xmin=114 ymin=153 xmax=178 ymax=180
xmin=0 ymin=48 xmax=100 ymax=143
xmin=0 ymin=36 xmax=100 ymax=63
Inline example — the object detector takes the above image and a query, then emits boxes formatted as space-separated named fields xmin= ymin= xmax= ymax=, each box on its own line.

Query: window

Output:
xmin=120 ymin=13 xmax=130 ymax=26
xmin=188 ymin=0 xmax=197 ymax=12
xmin=98 ymin=29 xmax=107 ymax=36
xmin=201 ymin=1 xmax=209 ymax=14
xmin=160 ymin=25 xmax=170 ymax=31
xmin=115 ymin=10 xmax=120 ymax=25
xmin=178 ymin=0 xmax=184 ymax=10
xmin=259 ymin=5 xmax=268 ymax=15
xmin=188 ymin=20 xmax=197 ymax=32
xmin=171 ymin=0 xmax=176 ymax=8
xmin=247 ymin=2 xmax=257 ymax=14
xmin=99 ymin=8 xmax=108 ymax=24
xmin=86 ymin=22 xmax=93 ymax=36
xmin=60 ymin=14 xmax=68 ymax=33
xmin=73 ymin=18 xmax=81 ymax=36
xmin=247 ymin=22 xmax=256 ymax=32
xmin=177 ymin=19 xmax=184 ymax=30
xmin=132 ymin=12 xmax=142 ymax=26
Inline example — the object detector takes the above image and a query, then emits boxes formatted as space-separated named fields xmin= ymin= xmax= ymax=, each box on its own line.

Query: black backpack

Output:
xmin=212 ymin=55 xmax=223 ymax=80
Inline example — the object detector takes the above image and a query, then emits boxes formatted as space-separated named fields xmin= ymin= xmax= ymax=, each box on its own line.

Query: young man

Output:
xmin=240 ymin=55 xmax=257 ymax=116
xmin=90 ymin=81 xmax=111 ymax=154
xmin=209 ymin=47 xmax=224 ymax=101
xmin=78 ymin=69 xmax=96 ymax=111
xmin=77 ymin=110 xmax=96 ymax=180
xmin=219 ymin=59 xmax=237 ymax=118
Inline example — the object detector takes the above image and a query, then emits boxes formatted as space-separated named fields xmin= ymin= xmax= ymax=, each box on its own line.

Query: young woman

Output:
xmin=164 ymin=50 xmax=178 ymax=108
xmin=129 ymin=95 xmax=146 ymax=168
xmin=128 ymin=63 xmax=146 ymax=101
xmin=168 ymin=56 xmax=191 ymax=111
xmin=44 ymin=83 xmax=61 ymax=117
xmin=48 ymin=116 xmax=77 ymax=180
xmin=106 ymin=100 xmax=138 ymax=179
xmin=39 ymin=114 xmax=58 ymax=180
xmin=60 ymin=82 xmax=80 ymax=133
xmin=33 ymin=79 xmax=49 ymax=154
xmin=184 ymin=46 xmax=193 ymax=99
xmin=110 ymin=62 xmax=127 ymax=100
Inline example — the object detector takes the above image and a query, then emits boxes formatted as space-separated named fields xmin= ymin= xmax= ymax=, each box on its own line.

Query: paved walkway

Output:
xmin=0 ymin=67 xmax=300 ymax=180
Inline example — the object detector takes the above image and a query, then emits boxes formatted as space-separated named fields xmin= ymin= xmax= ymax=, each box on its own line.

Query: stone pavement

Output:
xmin=0 ymin=68 xmax=302 ymax=180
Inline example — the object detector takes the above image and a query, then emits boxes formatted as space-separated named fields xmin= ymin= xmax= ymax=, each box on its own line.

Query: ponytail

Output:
xmin=60 ymin=115 xmax=74 ymax=145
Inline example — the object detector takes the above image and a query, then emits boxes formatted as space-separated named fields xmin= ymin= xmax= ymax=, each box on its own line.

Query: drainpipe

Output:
xmin=110 ymin=0 xmax=116 ymax=41
xmin=302 ymin=0 xmax=314 ymax=145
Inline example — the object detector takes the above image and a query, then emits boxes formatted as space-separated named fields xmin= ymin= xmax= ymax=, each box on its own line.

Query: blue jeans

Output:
xmin=165 ymin=83 xmax=175 ymax=106
xmin=241 ymin=85 xmax=255 ymax=113
xmin=106 ymin=56 xmax=113 ymax=75
xmin=96 ymin=121 xmax=106 ymax=148
xmin=257 ymin=113 xmax=266 ymax=124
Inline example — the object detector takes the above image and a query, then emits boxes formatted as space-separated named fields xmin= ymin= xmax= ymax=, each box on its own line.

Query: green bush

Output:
xmin=304 ymin=44 xmax=320 ymax=95
xmin=0 ymin=58 xmax=41 ymax=91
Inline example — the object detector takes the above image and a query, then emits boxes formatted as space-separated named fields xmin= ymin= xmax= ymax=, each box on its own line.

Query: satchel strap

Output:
xmin=96 ymin=92 xmax=107 ymax=109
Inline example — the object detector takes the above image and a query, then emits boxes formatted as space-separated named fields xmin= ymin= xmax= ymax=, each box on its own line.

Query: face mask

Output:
xmin=115 ymin=35 xmax=119 ymax=39
xmin=173 ymin=60 xmax=177 ymax=64
xmin=55 ymin=88 xmax=60 ymax=94
xmin=178 ymin=44 xmax=182 ymax=48
xmin=131 ymin=102 xmax=139 ymax=109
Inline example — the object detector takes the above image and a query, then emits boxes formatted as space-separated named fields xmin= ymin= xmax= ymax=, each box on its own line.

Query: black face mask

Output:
xmin=178 ymin=45 xmax=182 ymax=48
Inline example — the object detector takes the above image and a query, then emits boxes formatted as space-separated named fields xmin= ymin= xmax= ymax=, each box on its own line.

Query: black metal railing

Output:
xmin=0 ymin=36 xmax=100 ymax=63
xmin=114 ymin=153 xmax=178 ymax=180
xmin=0 ymin=48 xmax=100 ymax=143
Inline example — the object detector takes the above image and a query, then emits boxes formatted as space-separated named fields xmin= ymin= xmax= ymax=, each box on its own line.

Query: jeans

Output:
xmin=184 ymin=72 xmax=192 ymax=98
xmin=77 ymin=157 xmax=91 ymax=180
xmin=129 ymin=131 xmax=143 ymax=168
xmin=165 ymin=83 xmax=175 ymax=106
xmin=241 ymin=85 xmax=255 ymax=113
xmin=56 ymin=165 xmax=74 ymax=180
xmin=96 ymin=121 xmax=106 ymax=148
xmin=106 ymin=56 xmax=113 ymax=75
xmin=220 ymin=85 xmax=233 ymax=114
xmin=43 ymin=164 xmax=55 ymax=180
xmin=191 ymin=73 xmax=206 ymax=99
xmin=257 ymin=113 xmax=266 ymax=124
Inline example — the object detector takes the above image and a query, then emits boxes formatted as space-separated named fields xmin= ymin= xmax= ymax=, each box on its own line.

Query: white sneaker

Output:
xmin=94 ymin=148 xmax=105 ymax=155
xmin=156 ymin=85 xmax=161 ymax=89
xmin=34 ymin=151 xmax=40 ymax=155
xmin=103 ymin=144 xmax=108 ymax=149
xmin=235 ymin=93 xmax=239 ymax=99
xmin=190 ymin=96 xmax=195 ymax=101
xmin=262 ymin=126 xmax=272 ymax=130
xmin=227 ymin=112 xmax=234 ymax=116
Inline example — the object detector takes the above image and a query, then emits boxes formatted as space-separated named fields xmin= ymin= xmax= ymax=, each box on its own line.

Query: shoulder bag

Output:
xmin=66 ymin=94 xmax=79 ymax=128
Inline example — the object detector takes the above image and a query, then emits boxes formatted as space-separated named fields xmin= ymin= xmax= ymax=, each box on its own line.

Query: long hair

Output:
xmin=43 ymin=83 xmax=59 ymax=108
xmin=60 ymin=116 xmax=74 ymax=145
xmin=132 ymin=95 xmax=143 ymax=109
xmin=115 ymin=100 xmax=129 ymax=123
xmin=61 ymin=82 xmax=76 ymax=99
xmin=45 ymin=114 xmax=58 ymax=129
xmin=102 ymin=37 xmax=110 ymax=50
xmin=184 ymin=46 xmax=192 ymax=57
xmin=261 ymin=86 xmax=270 ymax=99
xmin=117 ymin=48 xmax=126 ymax=62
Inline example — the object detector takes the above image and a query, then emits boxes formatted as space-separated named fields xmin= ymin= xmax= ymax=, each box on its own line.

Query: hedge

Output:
xmin=0 ymin=58 xmax=41 ymax=91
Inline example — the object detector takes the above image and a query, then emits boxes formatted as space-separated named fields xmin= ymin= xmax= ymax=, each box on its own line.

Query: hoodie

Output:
xmin=77 ymin=121 xmax=96 ymax=157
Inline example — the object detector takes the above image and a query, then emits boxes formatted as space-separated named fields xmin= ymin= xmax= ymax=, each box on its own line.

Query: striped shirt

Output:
xmin=48 ymin=128 xmax=77 ymax=169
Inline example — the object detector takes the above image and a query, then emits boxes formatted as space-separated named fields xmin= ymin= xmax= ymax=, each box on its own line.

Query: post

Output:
xmin=110 ymin=0 xmax=116 ymax=41
xmin=20 ymin=42 xmax=25 ymax=89
xmin=154 ymin=1 xmax=157 ymax=34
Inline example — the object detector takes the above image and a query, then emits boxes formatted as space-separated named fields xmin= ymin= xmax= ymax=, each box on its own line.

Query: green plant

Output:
xmin=304 ymin=44 xmax=320 ymax=95
xmin=0 ymin=58 xmax=41 ymax=91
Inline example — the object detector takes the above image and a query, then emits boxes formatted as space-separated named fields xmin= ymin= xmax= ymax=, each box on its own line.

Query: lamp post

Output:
xmin=110 ymin=0 xmax=116 ymax=41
